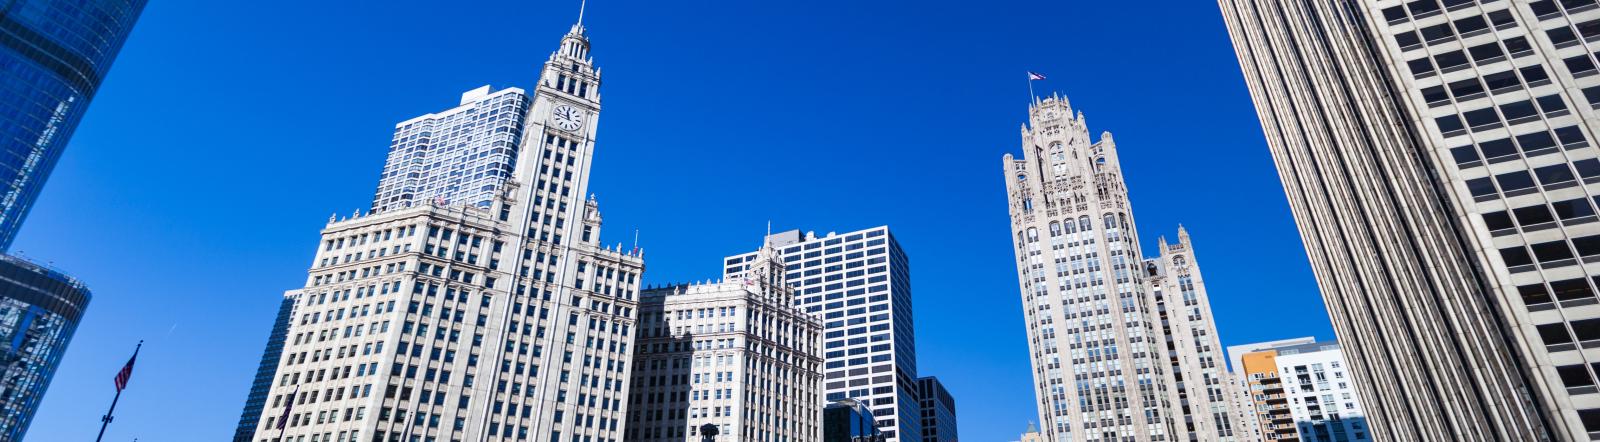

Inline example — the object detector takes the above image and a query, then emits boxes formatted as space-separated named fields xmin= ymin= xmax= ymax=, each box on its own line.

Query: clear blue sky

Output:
xmin=14 ymin=0 xmax=1332 ymax=440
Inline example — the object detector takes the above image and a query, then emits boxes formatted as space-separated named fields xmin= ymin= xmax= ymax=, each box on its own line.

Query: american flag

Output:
xmin=1027 ymin=71 xmax=1046 ymax=81
xmin=113 ymin=351 xmax=137 ymax=392
xmin=277 ymin=386 xmax=300 ymax=430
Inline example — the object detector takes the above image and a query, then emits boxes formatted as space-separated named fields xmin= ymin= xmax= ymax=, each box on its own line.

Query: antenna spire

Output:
xmin=577 ymin=0 xmax=587 ymax=26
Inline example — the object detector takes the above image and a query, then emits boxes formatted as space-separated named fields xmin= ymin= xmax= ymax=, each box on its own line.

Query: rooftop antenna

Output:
xmin=577 ymin=0 xmax=587 ymax=26
xmin=632 ymin=229 xmax=639 ymax=254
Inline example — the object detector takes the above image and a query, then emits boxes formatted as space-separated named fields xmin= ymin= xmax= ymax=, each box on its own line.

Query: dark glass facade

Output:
xmin=825 ymin=399 xmax=885 ymax=442
xmin=233 ymin=291 xmax=298 ymax=442
xmin=0 ymin=0 xmax=146 ymax=251
xmin=0 ymin=253 xmax=88 ymax=441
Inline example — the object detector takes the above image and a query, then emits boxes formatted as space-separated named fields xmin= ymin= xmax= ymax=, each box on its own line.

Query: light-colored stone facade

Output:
xmin=250 ymin=20 xmax=646 ymax=442
xmin=1002 ymin=95 xmax=1241 ymax=442
xmin=1143 ymin=230 xmax=1245 ymax=441
xmin=627 ymin=246 xmax=824 ymax=442
xmin=1217 ymin=0 xmax=1600 ymax=439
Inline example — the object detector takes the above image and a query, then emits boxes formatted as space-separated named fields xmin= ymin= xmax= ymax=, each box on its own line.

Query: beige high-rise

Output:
xmin=1216 ymin=0 xmax=1600 ymax=439
xmin=1003 ymin=95 xmax=1242 ymax=442
xmin=626 ymin=244 xmax=824 ymax=442
xmin=248 ymin=18 xmax=646 ymax=442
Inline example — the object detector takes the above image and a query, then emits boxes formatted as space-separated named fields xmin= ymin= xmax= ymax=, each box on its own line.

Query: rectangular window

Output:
xmin=1514 ymin=205 xmax=1555 ymax=226
xmin=1494 ymin=170 xmax=1535 ymax=191
xmin=1480 ymin=138 xmax=1518 ymax=159
xmin=1553 ymin=199 xmax=1596 ymax=220
xmin=1531 ymin=240 xmax=1575 ymax=262
xmin=1521 ymin=283 xmax=1554 ymax=305
xmin=1535 ymin=164 xmax=1577 ymax=185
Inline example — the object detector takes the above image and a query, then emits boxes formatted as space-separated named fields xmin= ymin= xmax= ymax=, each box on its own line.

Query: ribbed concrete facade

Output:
xmin=1217 ymin=0 xmax=1565 ymax=439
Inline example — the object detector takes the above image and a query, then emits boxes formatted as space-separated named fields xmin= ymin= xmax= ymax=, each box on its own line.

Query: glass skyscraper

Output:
xmin=0 ymin=254 xmax=89 ymax=441
xmin=0 ymin=1 xmax=144 ymax=440
xmin=0 ymin=0 xmax=146 ymax=250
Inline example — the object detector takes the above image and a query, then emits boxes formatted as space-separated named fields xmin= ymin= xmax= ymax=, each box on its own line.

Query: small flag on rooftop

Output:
xmin=1027 ymin=71 xmax=1046 ymax=81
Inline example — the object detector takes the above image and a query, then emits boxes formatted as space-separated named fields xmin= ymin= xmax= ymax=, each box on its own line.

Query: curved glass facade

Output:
xmin=0 ymin=254 xmax=88 ymax=441
xmin=0 ymin=0 xmax=147 ymax=251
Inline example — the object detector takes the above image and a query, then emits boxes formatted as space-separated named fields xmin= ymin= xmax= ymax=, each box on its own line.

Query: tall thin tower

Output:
xmin=246 ymin=12 xmax=645 ymax=442
xmin=1002 ymin=94 xmax=1240 ymax=442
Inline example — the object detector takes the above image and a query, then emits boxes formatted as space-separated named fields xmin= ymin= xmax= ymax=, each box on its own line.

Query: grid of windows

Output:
xmin=1368 ymin=0 xmax=1600 ymax=437
xmin=371 ymin=87 xmax=529 ymax=214
xmin=722 ymin=227 xmax=920 ymax=442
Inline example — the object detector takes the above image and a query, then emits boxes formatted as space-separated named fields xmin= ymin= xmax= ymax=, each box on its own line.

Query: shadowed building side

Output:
xmin=233 ymin=291 xmax=301 ymax=442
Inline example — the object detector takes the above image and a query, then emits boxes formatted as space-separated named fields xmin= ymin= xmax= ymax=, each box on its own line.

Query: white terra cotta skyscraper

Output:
xmin=1002 ymin=94 xmax=1243 ymax=442
xmin=246 ymin=16 xmax=646 ymax=442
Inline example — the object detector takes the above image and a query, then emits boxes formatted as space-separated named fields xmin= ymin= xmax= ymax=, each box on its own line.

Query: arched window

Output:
xmin=1049 ymin=221 xmax=1062 ymax=236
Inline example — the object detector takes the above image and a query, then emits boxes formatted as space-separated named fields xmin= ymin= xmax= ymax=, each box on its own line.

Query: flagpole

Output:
xmin=1028 ymin=77 xmax=1036 ymax=104
xmin=95 ymin=340 xmax=141 ymax=442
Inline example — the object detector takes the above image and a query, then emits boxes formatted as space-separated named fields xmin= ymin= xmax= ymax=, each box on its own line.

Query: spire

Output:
xmin=568 ymin=0 xmax=589 ymax=37
xmin=556 ymin=0 xmax=591 ymax=59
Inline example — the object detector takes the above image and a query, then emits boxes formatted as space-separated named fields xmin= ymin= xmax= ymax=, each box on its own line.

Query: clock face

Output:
xmin=550 ymin=104 xmax=584 ymax=132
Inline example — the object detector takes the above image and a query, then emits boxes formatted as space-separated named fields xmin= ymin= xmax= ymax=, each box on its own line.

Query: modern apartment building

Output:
xmin=245 ymin=18 xmax=646 ymax=442
xmin=627 ymin=246 xmax=823 ymax=442
xmin=1001 ymin=94 xmax=1242 ymax=442
xmin=371 ymin=86 xmax=530 ymax=214
xmin=1232 ymin=340 xmax=1370 ymax=442
xmin=915 ymin=376 xmax=957 ymax=442
xmin=1225 ymin=337 xmax=1316 ymax=442
xmin=234 ymin=291 xmax=303 ymax=442
xmin=1218 ymin=0 xmax=1600 ymax=438
xmin=723 ymin=227 xmax=920 ymax=441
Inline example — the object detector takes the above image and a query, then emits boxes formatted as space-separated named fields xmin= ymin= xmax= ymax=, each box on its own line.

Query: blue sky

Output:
xmin=14 ymin=0 xmax=1331 ymax=440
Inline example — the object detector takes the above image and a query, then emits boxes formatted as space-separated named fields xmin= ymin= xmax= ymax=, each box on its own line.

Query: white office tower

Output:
xmin=1143 ymin=228 xmax=1243 ymax=441
xmin=1218 ymin=0 xmax=1600 ymax=438
xmin=1002 ymin=94 xmax=1241 ymax=442
xmin=723 ymin=227 xmax=920 ymax=442
xmin=248 ymin=18 xmax=646 ymax=442
xmin=627 ymin=244 xmax=824 ymax=442
xmin=371 ymin=85 xmax=530 ymax=214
